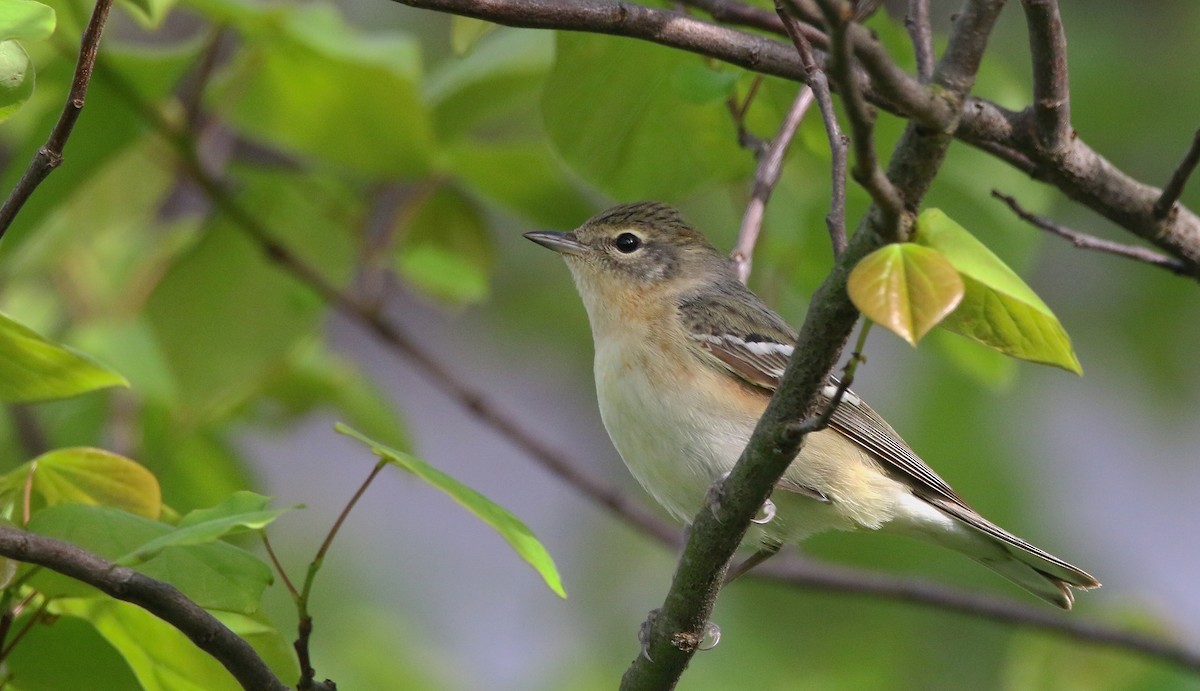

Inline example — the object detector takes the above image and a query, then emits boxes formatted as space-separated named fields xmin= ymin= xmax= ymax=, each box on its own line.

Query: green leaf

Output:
xmin=336 ymin=423 xmax=566 ymax=598
xmin=847 ymin=243 xmax=964 ymax=346
xmin=0 ymin=41 xmax=202 ymax=248
xmin=0 ymin=312 xmax=129 ymax=402
xmin=15 ymin=447 xmax=161 ymax=519
xmin=258 ymin=341 xmax=411 ymax=450
xmin=144 ymin=170 xmax=357 ymax=417
xmin=120 ymin=0 xmax=175 ymax=27
xmin=0 ymin=0 xmax=54 ymax=41
xmin=426 ymin=28 xmax=552 ymax=141
xmin=53 ymin=598 xmax=243 ymax=691
xmin=914 ymin=209 xmax=1082 ymax=374
xmin=929 ymin=328 xmax=1017 ymax=391
xmin=117 ymin=491 xmax=294 ymax=565
xmin=214 ymin=4 xmax=433 ymax=178
xmin=6 ymin=615 xmax=141 ymax=691
xmin=450 ymin=16 xmax=496 ymax=56
xmin=27 ymin=504 xmax=273 ymax=612
xmin=448 ymin=141 xmax=595 ymax=228
xmin=0 ymin=39 xmax=33 ymax=122
xmin=542 ymin=32 xmax=751 ymax=199
xmin=393 ymin=186 xmax=493 ymax=305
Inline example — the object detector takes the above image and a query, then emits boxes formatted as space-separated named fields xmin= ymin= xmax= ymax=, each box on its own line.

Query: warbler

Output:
xmin=526 ymin=201 xmax=1099 ymax=609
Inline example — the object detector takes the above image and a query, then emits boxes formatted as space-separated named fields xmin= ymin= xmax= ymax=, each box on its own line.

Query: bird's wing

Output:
xmin=678 ymin=290 xmax=968 ymax=509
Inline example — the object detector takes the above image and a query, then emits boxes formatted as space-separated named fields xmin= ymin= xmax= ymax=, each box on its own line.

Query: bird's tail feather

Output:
xmin=930 ymin=498 xmax=1100 ymax=610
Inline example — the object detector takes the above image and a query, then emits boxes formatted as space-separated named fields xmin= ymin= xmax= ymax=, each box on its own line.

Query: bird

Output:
xmin=525 ymin=201 xmax=1099 ymax=609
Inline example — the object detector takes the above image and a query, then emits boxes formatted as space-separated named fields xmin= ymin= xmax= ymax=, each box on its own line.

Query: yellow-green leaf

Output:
xmin=0 ymin=0 xmax=55 ymax=42
xmin=914 ymin=209 xmax=1082 ymax=374
xmin=117 ymin=491 xmax=294 ymax=565
xmin=21 ymin=447 xmax=161 ymax=519
xmin=336 ymin=423 xmax=566 ymax=598
xmin=0 ymin=312 xmax=129 ymax=402
xmin=847 ymin=243 xmax=964 ymax=346
xmin=0 ymin=40 xmax=33 ymax=123
xmin=53 ymin=598 xmax=243 ymax=691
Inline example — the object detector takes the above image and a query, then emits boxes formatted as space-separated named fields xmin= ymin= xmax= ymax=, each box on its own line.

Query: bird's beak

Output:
xmin=524 ymin=230 xmax=588 ymax=257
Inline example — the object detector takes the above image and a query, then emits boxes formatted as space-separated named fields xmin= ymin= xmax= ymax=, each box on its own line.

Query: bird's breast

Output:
xmin=592 ymin=329 xmax=762 ymax=523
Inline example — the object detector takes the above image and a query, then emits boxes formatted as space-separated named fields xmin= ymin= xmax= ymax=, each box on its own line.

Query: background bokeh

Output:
xmin=2 ymin=0 xmax=1199 ymax=688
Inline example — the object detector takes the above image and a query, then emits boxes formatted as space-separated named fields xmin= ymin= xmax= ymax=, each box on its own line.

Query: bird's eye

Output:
xmin=613 ymin=232 xmax=642 ymax=253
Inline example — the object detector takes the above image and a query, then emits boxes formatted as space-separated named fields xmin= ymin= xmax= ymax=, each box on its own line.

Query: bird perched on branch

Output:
xmin=526 ymin=201 xmax=1099 ymax=609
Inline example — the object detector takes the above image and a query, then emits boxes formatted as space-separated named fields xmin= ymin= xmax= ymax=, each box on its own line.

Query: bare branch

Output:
xmin=777 ymin=3 xmax=848 ymax=256
xmin=680 ymin=0 xmax=786 ymax=35
xmin=993 ymin=191 xmax=1193 ymax=276
xmin=0 ymin=0 xmax=116 ymax=241
xmin=1154 ymin=127 xmax=1200 ymax=220
xmin=383 ymin=0 xmax=1200 ymax=267
xmin=905 ymin=0 xmax=934 ymax=82
xmin=731 ymin=86 xmax=814 ymax=283
xmin=725 ymin=76 xmax=768 ymax=155
xmin=959 ymin=99 xmax=1200 ymax=267
xmin=932 ymin=0 xmax=1006 ymax=100
xmin=813 ymin=0 xmax=904 ymax=225
xmin=755 ymin=557 xmax=1200 ymax=672
xmin=0 ymin=525 xmax=287 ymax=691
xmin=1021 ymin=0 xmax=1072 ymax=153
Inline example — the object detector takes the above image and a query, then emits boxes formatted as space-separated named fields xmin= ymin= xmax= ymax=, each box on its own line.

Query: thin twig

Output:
xmin=260 ymin=533 xmax=300 ymax=600
xmin=786 ymin=321 xmax=870 ymax=438
xmin=905 ymin=0 xmax=934 ymax=83
xmin=0 ymin=525 xmax=287 ymax=690
xmin=0 ymin=0 xmax=116 ymax=241
xmin=777 ymin=3 xmax=848 ymax=256
xmin=731 ymin=86 xmax=815 ymax=283
xmin=813 ymin=0 xmax=904 ymax=225
xmin=1154 ymin=127 xmax=1200 ymax=220
xmin=725 ymin=76 xmax=768 ymax=155
xmin=993 ymin=191 xmax=1193 ymax=276
xmin=0 ymin=598 xmax=47 ymax=659
xmin=180 ymin=28 xmax=229 ymax=131
xmin=1021 ymin=0 xmax=1072 ymax=153
xmin=754 ymin=556 xmax=1200 ymax=671
xmin=293 ymin=459 xmax=386 ymax=690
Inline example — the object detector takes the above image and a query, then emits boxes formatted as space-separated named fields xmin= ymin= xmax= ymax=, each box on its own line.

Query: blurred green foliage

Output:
xmin=0 ymin=0 xmax=1197 ymax=689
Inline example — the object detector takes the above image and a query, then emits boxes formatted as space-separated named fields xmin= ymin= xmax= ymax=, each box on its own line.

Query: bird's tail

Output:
xmin=930 ymin=498 xmax=1101 ymax=609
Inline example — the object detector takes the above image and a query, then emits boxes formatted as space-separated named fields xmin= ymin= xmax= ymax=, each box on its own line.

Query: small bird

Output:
xmin=526 ymin=201 xmax=1099 ymax=609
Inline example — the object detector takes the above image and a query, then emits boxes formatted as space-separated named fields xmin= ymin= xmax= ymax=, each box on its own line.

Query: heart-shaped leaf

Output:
xmin=17 ymin=447 xmax=161 ymax=519
xmin=848 ymin=243 xmax=964 ymax=346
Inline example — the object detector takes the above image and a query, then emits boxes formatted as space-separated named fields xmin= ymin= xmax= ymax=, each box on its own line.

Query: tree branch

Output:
xmin=1154 ymin=127 xmax=1200 ymax=220
xmin=754 ymin=557 xmax=1200 ymax=671
xmin=0 ymin=526 xmax=287 ymax=691
xmin=680 ymin=0 xmax=787 ymax=36
xmin=905 ymin=0 xmax=934 ymax=83
xmin=1020 ymin=0 xmax=1071 ymax=154
xmin=777 ymin=3 xmax=848 ymax=256
xmin=0 ymin=0 xmax=115 ymax=241
xmin=390 ymin=0 xmax=1200 ymax=269
xmin=730 ymin=86 xmax=814 ymax=283
xmin=812 ymin=0 xmax=904 ymax=224
xmin=993 ymin=191 xmax=1193 ymax=276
